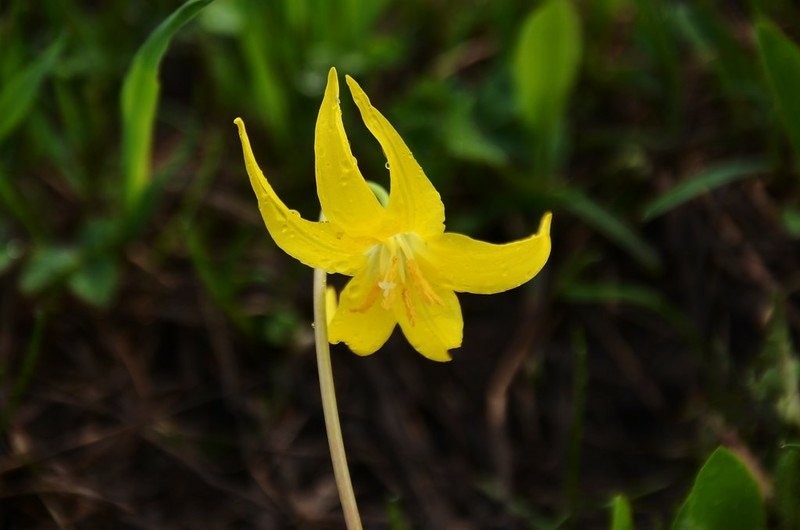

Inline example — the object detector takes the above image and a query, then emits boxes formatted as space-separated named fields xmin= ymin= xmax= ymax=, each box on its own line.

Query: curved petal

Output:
xmin=315 ymin=68 xmax=389 ymax=236
xmin=235 ymin=118 xmax=369 ymax=274
xmin=426 ymin=212 xmax=552 ymax=294
xmin=329 ymin=272 xmax=397 ymax=356
xmin=394 ymin=286 xmax=462 ymax=362
xmin=344 ymin=75 xmax=445 ymax=237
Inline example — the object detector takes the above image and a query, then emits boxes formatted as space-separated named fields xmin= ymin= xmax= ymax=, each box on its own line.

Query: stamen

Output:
xmin=407 ymin=259 xmax=442 ymax=305
xmin=358 ymin=232 xmax=440 ymax=319
xmin=402 ymin=288 xmax=416 ymax=326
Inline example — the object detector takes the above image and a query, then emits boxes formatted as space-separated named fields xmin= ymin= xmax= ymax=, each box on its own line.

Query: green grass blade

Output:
xmin=0 ymin=166 xmax=44 ymax=240
xmin=558 ymin=280 xmax=695 ymax=339
xmin=551 ymin=187 xmax=660 ymax=271
xmin=756 ymin=18 xmax=800 ymax=162
xmin=560 ymin=282 xmax=668 ymax=311
xmin=120 ymin=0 xmax=212 ymax=211
xmin=610 ymin=495 xmax=635 ymax=530
xmin=0 ymin=36 xmax=64 ymax=144
xmin=238 ymin=5 xmax=289 ymax=139
xmin=641 ymin=159 xmax=769 ymax=220
xmin=636 ymin=0 xmax=682 ymax=125
xmin=1 ymin=308 xmax=49 ymax=432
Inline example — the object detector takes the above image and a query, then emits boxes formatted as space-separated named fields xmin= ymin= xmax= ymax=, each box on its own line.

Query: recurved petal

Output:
xmin=329 ymin=272 xmax=397 ymax=355
xmin=394 ymin=286 xmax=462 ymax=362
xmin=235 ymin=118 xmax=368 ymax=275
xmin=315 ymin=68 xmax=388 ymax=236
xmin=426 ymin=212 xmax=552 ymax=294
xmin=344 ymin=75 xmax=445 ymax=237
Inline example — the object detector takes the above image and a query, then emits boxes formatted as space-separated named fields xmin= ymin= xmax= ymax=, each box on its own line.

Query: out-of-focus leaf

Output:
xmin=775 ymin=446 xmax=800 ymax=530
xmin=559 ymin=280 xmax=693 ymax=339
xmin=782 ymin=207 xmax=800 ymax=237
xmin=0 ymin=167 xmax=43 ymax=240
xmin=184 ymin=222 xmax=250 ymax=332
xmin=199 ymin=0 xmax=243 ymax=35
xmin=68 ymin=254 xmax=118 ymax=307
xmin=636 ymin=0 xmax=681 ymax=121
xmin=386 ymin=495 xmax=412 ymax=530
xmin=673 ymin=4 xmax=757 ymax=100
xmin=0 ymin=36 xmax=64 ymax=144
xmin=0 ymin=239 xmax=21 ymax=276
xmin=756 ymin=18 xmax=800 ymax=161
xmin=610 ymin=495 xmax=635 ymax=530
xmin=672 ymin=447 xmax=765 ymax=530
xmin=561 ymin=282 xmax=667 ymax=312
xmin=444 ymin=94 xmax=507 ymax=167
xmin=513 ymin=0 xmax=582 ymax=132
xmin=262 ymin=309 xmax=302 ymax=347
xmin=750 ymin=303 xmax=800 ymax=428
xmin=19 ymin=246 xmax=80 ymax=294
xmin=64 ymin=218 xmax=121 ymax=307
xmin=238 ymin=0 xmax=289 ymax=139
xmin=0 ymin=252 xmax=11 ymax=276
xmin=641 ymin=159 xmax=769 ymax=220
xmin=340 ymin=0 xmax=392 ymax=44
xmin=120 ymin=0 xmax=211 ymax=210
xmin=550 ymin=187 xmax=660 ymax=270
xmin=1 ymin=309 xmax=48 ymax=429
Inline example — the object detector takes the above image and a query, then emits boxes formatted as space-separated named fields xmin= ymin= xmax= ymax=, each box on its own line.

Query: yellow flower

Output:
xmin=234 ymin=68 xmax=551 ymax=362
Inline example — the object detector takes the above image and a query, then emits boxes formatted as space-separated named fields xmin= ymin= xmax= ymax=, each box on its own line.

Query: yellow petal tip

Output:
xmin=539 ymin=211 xmax=553 ymax=234
xmin=233 ymin=117 xmax=246 ymax=136
xmin=325 ymin=67 xmax=340 ymax=96
xmin=344 ymin=75 xmax=368 ymax=104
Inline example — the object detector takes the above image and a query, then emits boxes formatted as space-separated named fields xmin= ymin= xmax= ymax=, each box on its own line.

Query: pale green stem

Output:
xmin=312 ymin=232 xmax=363 ymax=530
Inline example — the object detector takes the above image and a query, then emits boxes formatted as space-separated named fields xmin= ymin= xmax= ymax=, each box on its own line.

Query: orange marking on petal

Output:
xmin=351 ymin=284 xmax=381 ymax=313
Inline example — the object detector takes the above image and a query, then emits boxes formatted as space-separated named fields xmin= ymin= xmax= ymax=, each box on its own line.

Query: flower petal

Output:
xmin=325 ymin=286 xmax=338 ymax=327
xmin=344 ymin=75 xmax=445 ymax=237
xmin=426 ymin=212 xmax=552 ymax=294
xmin=394 ymin=286 xmax=462 ymax=362
xmin=235 ymin=117 xmax=368 ymax=274
xmin=329 ymin=272 xmax=397 ymax=356
xmin=315 ymin=68 xmax=389 ymax=237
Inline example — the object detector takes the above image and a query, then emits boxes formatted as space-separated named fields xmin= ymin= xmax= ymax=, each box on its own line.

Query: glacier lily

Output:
xmin=235 ymin=68 xmax=551 ymax=362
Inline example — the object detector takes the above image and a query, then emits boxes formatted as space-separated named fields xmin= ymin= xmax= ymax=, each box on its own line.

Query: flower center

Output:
xmin=354 ymin=232 xmax=442 ymax=324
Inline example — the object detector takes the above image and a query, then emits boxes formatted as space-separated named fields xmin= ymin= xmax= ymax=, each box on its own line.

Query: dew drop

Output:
xmin=385 ymin=162 xmax=391 ymax=170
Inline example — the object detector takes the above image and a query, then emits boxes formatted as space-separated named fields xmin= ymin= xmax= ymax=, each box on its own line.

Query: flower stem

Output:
xmin=312 ymin=265 xmax=363 ymax=530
